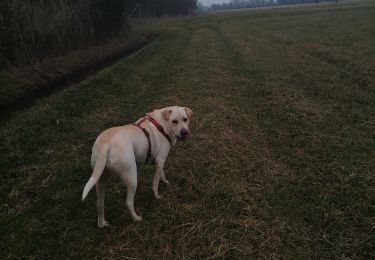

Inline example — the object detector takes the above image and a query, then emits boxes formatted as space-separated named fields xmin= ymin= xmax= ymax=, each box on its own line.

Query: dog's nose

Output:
xmin=180 ymin=128 xmax=189 ymax=138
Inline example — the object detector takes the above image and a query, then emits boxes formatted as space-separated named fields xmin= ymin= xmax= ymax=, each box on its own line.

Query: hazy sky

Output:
xmin=199 ymin=0 xmax=231 ymax=6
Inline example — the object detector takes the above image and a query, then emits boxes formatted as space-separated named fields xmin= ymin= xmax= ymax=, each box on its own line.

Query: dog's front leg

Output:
xmin=153 ymin=162 xmax=164 ymax=200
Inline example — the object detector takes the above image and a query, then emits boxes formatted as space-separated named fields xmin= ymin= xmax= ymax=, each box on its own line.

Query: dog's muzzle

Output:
xmin=177 ymin=128 xmax=190 ymax=141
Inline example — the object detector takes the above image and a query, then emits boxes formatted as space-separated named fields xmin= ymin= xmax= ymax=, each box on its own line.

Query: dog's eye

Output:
xmin=183 ymin=118 xmax=188 ymax=122
xmin=172 ymin=120 xmax=178 ymax=124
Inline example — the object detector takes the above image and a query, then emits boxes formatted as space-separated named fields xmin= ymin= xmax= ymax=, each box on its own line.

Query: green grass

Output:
xmin=1 ymin=1 xmax=374 ymax=258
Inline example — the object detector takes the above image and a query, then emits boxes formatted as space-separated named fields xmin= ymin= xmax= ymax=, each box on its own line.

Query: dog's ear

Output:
xmin=185 ymin=107 xmax=193 ymax=119
xmin=162 ymin=109 xmax=172 ymax=121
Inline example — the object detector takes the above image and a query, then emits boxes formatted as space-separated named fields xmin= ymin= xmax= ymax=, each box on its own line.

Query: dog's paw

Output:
xmin=98 ymin=220 xmax=111 ymax=228
xmin=155 ymin=194 xmax=162 ymax=200
xmin=132 ymin=215 xmax=143 ymax=222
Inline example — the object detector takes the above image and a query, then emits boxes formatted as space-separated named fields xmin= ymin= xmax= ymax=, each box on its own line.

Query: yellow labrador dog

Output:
xmin=82 ymin=106 xmax=193 ymax=227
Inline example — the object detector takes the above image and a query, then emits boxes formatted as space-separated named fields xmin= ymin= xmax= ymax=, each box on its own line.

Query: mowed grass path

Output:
xmin=1 ymin=1 xmax=374 ymax=258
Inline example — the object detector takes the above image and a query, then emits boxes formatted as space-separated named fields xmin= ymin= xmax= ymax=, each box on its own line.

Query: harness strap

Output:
xmin=133 ymin=115 xmax=172 ymax=164
xmin=132 ymin=119 xmax=152 ymax=164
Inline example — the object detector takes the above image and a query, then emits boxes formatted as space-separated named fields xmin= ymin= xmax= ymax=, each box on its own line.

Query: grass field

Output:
xmin=1 ymin=1 xmax=374 ymax=258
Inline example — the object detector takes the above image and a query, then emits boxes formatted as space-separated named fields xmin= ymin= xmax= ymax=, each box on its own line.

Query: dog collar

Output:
xmin=147 ymin=116 xmax=172 ymax=144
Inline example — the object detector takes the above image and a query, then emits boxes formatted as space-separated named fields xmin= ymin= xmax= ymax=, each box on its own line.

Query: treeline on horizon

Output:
xmin=208 ymin=0 xmax=337 ymax=11
xmin=127 ymin=0 xmax=197 ymax=16
xmin=0 ymin=0 xmax=197 ymax=70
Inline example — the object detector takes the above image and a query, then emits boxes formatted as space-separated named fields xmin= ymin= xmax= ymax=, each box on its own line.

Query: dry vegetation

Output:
xmin=0 ymin=0 xmax=129 ymax=68
xmin=0 ymin=1 xmax=162 ymax=116
xmin=0 ymin=29 xmax=158 ymax=120
xmin=1 ymin=1 xmax=374 ymax=258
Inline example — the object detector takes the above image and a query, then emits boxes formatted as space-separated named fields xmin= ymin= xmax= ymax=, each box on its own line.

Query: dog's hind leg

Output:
xmin=119 ymin=164 xmax=142 ymax=222
xmin=160 ymin=169 xmax=169 ymax=184
xmin=96 ymin=171 xmax=110 ymax=228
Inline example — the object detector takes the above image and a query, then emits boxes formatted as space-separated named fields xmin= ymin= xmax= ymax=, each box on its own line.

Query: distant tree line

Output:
xmin=210 ymin=0 xmax=336 ymax=11
xmin=212 ymin=0 xmax=275 ymax=10
xmin=127 ymin=0 xmax=197 ymax=17
xmin=277 ymin=0 xmax=334 ymax=5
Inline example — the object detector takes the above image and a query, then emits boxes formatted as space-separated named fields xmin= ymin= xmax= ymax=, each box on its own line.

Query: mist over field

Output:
xmin=200 ymin=0 xmax=231 ymax=5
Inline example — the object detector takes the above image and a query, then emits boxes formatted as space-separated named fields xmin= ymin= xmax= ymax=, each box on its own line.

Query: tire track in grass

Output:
xmin=221 ymin=16 xmax=375 ymax=119
xmin=124 ymin=25 xmax=298 ymax=258
xmin=164 ymin=27 xmax=278 ymax=258
xmin=219 ymin=18 xmax=374 ymax=176
xmin=215 ymin=16 xmax=374 ymax=259
xmin=219 ymin=20 xmax=375 ymax=175
xmin=170 ymin=23 xmax=321 ymax=258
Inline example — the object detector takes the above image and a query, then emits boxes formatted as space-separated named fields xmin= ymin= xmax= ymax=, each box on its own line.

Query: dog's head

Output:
xmin=161 ymin=106 xmax=193 ymax=141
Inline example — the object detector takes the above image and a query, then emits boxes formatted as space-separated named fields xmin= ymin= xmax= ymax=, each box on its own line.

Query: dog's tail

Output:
xmin=82 ymin=143 xmax=109 ymax=201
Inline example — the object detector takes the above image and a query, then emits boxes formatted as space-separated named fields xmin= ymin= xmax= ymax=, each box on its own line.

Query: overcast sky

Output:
xmin=199 ymin=0 xmax=231 ymax=6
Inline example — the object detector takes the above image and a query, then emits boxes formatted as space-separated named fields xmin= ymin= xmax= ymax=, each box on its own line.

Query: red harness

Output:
xmin=133 ymin=116 xmax=172 ymax=164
